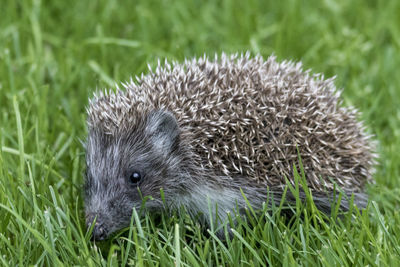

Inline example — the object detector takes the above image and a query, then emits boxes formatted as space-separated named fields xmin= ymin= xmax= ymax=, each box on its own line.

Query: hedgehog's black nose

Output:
xmin=91 ymin=223 xmax=108 ymax=241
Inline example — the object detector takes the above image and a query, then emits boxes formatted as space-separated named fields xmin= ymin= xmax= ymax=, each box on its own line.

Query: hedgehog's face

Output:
xmin=84 ymin=110 xmax=181 ymax=240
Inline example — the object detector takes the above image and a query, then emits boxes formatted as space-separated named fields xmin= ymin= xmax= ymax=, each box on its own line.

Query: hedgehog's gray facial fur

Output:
xmin=85 ymin=110 xmax=182 ymax=240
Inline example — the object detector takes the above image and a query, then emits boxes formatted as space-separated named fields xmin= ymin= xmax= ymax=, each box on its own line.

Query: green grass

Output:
xmin=1 ymin=0 xmax=399 ymax=265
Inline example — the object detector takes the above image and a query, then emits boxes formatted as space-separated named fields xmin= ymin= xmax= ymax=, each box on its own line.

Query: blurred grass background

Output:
xmin=0 ymin=0 xmax=399 ymax=265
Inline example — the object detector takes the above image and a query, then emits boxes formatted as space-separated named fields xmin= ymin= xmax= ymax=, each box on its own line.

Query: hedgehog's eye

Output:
xmin=129 ymin=171 xmax=142 ymax=184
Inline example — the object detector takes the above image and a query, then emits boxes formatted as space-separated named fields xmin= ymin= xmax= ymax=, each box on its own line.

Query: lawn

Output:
xmin=0 ymin=0 xmax=399 ymax=265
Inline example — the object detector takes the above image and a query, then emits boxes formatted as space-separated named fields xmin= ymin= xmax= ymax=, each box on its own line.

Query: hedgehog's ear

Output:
xmin=146 ymin=110 xmax=180 ymax=153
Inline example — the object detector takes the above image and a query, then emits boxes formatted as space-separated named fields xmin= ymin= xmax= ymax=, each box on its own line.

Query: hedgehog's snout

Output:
xmin=86 ymin=213 xmax=109 ymax=241
xmin=92 ymin=223 xmax=108 ymax=241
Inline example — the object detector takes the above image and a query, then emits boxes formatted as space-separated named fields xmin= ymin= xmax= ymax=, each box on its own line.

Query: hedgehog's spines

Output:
xmin=87 ymin=52 xmax=375 ymax=192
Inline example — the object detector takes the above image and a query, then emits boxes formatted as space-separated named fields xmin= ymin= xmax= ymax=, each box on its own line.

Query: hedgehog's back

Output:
xmin=90 ymin=53 xmax=375 ymax=192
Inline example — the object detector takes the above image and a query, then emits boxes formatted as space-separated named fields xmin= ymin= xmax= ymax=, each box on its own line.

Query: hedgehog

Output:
xmin=84 ymin=53 xmax=375 ymax=241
